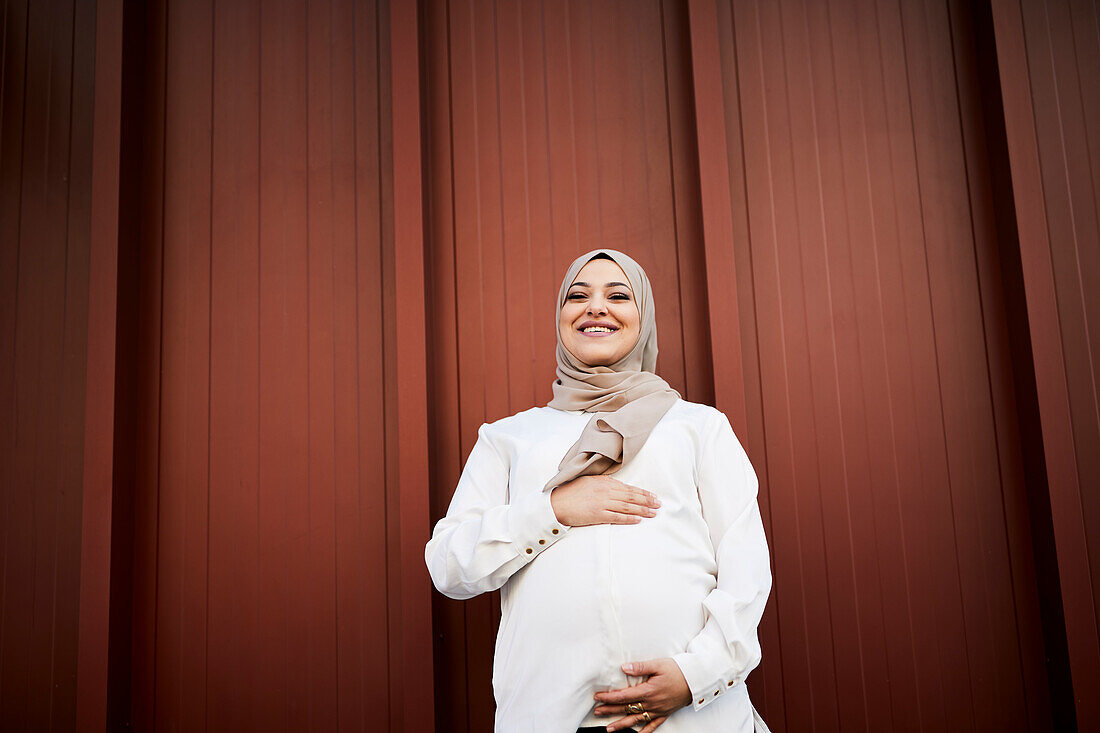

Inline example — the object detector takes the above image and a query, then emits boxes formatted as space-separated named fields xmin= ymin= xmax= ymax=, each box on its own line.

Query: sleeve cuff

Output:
xmin=672 ymin=651 xmax=745 ymax=712
xmin=510 ymin=489 xmax=570 ymax=561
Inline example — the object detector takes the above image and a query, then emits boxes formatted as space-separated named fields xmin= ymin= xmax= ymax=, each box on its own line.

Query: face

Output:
xmin=558 ymin=257 xmax=642 ymax=367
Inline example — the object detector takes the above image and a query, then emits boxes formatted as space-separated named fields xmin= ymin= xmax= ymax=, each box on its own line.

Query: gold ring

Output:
xmin=642 ymin=711 xmax=653 ymax=722
xmin=627 ymin=702 xmax=644 ymax=714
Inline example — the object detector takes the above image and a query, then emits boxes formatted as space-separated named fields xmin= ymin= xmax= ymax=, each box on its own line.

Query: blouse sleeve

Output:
xmin=424 ymin=423 xmax=571 ymax=600
xmin=672 ymin=409 xmax=772 ymax=712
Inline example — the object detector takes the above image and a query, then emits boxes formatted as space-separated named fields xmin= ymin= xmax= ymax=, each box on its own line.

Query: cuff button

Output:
xmin=525 ymin=548 xmax=533 ymax=554
xmin=727 ymin=680 xmax=734 ymax=686
xmin=538 ymin=539 xmax=546 ymax=545
xmin=697 ymin=699 xmax=704 ymax=705
xmin=552 ymin=529 xmax=560 ymax=535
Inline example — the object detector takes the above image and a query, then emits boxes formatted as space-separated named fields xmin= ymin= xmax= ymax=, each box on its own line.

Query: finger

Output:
xmin=606 ymin=713 xmax=644 ymax=732
xmin=640 ymin=715 xmax=668 ymax=732
xmin=598 ymin=699 xmax=671 ymax=718
xmin=610 ymin=499 xmax=657 ymax=517
xmin=622 ymin=659 xmax=665 ymax=676
xmin=601 ymin=510 xmax=643 ymax=525
xmin=619 ymin=485 xmax=661 ymax=508
xmin=595 ymin=682 xmax=656 ymax=704
xmin=610 ymin=490 xmax=656 ymax=513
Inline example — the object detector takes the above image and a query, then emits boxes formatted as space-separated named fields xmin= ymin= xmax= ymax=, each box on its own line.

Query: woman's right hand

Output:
xmin=550 ymin=475 xmax=661 ymax=528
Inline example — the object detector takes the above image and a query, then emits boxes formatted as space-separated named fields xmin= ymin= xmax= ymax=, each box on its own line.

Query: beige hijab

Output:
xmin=542 ymin=249 xmax=681 ymax=493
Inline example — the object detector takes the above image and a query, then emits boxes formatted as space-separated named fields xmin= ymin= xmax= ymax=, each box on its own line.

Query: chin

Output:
xmin=562 ymin=334 xmax=630 ymax=367
xmin=575 ymin=350 xmax=619 ymax=367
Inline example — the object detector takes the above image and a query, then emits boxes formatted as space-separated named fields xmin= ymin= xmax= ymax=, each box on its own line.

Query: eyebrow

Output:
xmin=568 ymin=281 xmax=632 ymax=290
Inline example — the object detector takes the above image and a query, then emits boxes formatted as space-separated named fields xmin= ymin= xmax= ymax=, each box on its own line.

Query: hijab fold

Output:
xmin=542 ymin=249 xmax=681 ymax=493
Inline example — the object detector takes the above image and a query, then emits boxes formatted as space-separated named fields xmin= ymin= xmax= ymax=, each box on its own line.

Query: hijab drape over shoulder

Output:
xmin=542 ymin=249 xmax=681 ymax=493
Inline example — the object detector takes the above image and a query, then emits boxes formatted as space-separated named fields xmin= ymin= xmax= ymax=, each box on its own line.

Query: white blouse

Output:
xmin=424 ymin=398 xmax=772 ymax=732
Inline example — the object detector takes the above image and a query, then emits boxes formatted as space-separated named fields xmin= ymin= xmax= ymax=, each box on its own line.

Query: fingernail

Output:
xmin=624 ymin=663 xmax=634 ymax=673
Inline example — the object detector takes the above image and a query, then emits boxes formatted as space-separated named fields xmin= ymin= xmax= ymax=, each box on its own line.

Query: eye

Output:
xmin=566 ymin=292 xmax=586 ymax=300
xmin=610 ymin=293 xmax=631 ymax=300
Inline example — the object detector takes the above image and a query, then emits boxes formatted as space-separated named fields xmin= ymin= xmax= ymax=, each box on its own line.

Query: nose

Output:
xmin=586 ymin=297 xmax=608 ymax=316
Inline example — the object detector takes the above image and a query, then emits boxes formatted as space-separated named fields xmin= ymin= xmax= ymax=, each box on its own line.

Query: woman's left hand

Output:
xmin=593 ymin=658 xmax=692 ymax=732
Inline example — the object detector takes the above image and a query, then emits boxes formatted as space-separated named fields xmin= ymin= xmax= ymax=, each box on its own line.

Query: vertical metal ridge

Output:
xmin=0 ymin=0 xmax=29 ymax=706
xmin=798 ymin=0 xmax=872 ymax=726
xmin=204 ymin=2 xmax=215 ymax=726
xmin=152 ymin=2 xmax=169 ymax=724
xmin=490 ymin=0 xmax=513 ymax=411
xmin=538 ymin=0 xmax=558 ymax=279
xmin=254 ymin=0 xmax=265 ymax=725
xmin=49 ymin=0 xmax=79 ymax=723
xmin=1040 ymin=0 xmax=1100 ymax=441
xmin=747 ymin=0 xmax=824 ymax=721
xmin=777 ymin=0 xmax=844 ymax=722
xmin=515 ymin=0 xmax=538 ymax=408
xmin=860 ymin=0 xmax=925 ymax=725
xmin=564 ymin=0 xmax=581 ymax=245
xmin=896 ymin=0 xmax=982 ymax=725
xmin=944 ymin=0 xmax=1035 ymax=723
xmin=657 ymin=0 xmax=689 ymax=396
xmin=834 ymin=0 xmax=897 ymax=715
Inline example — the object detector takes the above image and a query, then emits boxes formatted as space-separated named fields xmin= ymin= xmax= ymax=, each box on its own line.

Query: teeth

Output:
xmin=582 ymin=326 xmax=615 ymax=333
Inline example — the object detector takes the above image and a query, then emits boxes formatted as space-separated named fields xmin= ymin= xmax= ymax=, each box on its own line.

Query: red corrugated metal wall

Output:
xmin=699 ymin=0 xmax=1048 ymax=729
xmin=112 ymin=0 xmax=431 ymax=729
xmin=0 ymin=0 xmax=101 ymax=727
xmin=989 ymin=0 xmax=1100 ymax=727
xmin=2 ymin=0 xmax=1098 ymax=731
xmin=129 ymin=0 xmax=389 ymax=728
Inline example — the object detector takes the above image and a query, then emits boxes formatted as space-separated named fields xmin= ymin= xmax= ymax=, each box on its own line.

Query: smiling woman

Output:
xmin=558 ymin=256 xmax=642 ymax=367
xmin=425 ymin=249 xmax=773 ymax=732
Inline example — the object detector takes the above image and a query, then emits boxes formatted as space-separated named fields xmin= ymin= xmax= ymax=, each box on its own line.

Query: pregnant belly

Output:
xmin=500 ymin=517 xmax=717 ymax=665
xmin=609 ymin=520 xmax=717 ymax=661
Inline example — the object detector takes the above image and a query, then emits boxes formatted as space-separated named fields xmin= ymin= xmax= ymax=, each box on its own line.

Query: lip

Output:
xmin=577 ymin=320 xmax=620 ymax=337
